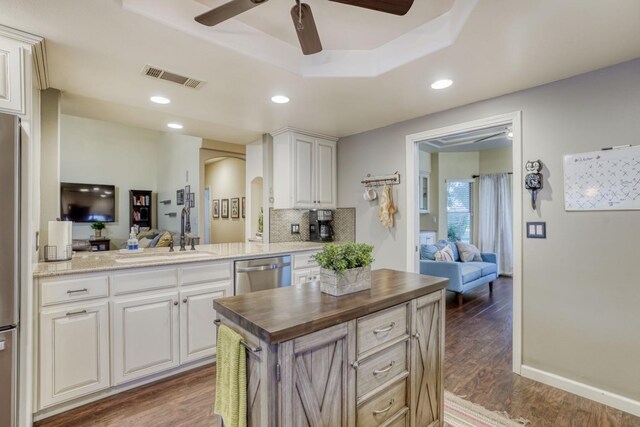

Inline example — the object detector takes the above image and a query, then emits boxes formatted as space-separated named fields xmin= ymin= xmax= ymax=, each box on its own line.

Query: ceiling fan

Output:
xmin=194 ymin=0 xmax=415 ymax=55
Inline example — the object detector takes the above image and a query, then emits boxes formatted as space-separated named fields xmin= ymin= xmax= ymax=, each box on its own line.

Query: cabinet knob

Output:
xmin=173 ymin=301 xmax=179 ymax=306
xmin=183 ymin=298 xmax=188 ymax=303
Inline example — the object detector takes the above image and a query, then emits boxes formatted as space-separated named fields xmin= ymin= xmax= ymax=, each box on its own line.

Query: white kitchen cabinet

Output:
xmin=272 ymin=128 xmax=337 ymax=209
xmin=0 ymin=35 xmax=25 ymax=114
xmin=39 ymin=301 xmax=110 ymax=407
xmin=112 ymin=292 xmax=180 ymax=385
xmin=180 ymin=282 xmax=232 ymax=364
xmin=293 ymin=267 xmax=321 ymax=286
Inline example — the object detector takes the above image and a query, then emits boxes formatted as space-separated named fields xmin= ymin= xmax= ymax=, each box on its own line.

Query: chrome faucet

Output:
xmin=179 ymin=205 xmax=190 ymax=251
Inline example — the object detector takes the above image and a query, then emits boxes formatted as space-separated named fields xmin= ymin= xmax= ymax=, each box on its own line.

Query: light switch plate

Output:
xmin=526 ymin=222 xmax=546 ymax=238
xmin=291 ymin=224 xmax=300 ymax=234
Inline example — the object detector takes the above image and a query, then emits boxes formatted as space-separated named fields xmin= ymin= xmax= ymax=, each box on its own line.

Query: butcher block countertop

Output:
xmin=213 ymin=269 xmax=448 ymax=344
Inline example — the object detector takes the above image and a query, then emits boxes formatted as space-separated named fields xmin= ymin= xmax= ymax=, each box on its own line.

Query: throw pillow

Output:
xmin=455 ymin=241 xmax=482 ymax=262
xmin=434 ymin=245 xmax=455 ymax=262
xmin=420 ymin=242 xmax=446 ymax=260
xmin=138 ymin=237 xmax=153 ymax=248
xmin=154 ymin=231 xmax=173 ymax=248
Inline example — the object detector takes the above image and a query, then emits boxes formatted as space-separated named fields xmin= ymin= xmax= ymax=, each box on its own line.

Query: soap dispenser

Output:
xmin=127 ymin=227 xmax=139 ymax=251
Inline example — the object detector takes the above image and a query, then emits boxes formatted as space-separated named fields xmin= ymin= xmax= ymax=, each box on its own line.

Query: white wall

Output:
xmin=337 ymin=59 xmax=640 ymax=402
xmin=156 ymin=132 xmax=202 ymax=234
xmin=205 ymin=157 xmax=246 ymax=243
xmin=60 ymin=115 xmax=160 ymax=243
xmin=245 ymin=139 xmax=263 ymax=240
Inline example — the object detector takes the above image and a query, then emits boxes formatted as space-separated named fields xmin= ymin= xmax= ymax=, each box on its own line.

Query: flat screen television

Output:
xmin=60 ymin=182 xmax=116 ymax=223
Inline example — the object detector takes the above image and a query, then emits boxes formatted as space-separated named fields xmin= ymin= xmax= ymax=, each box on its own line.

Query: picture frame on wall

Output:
xmin=176 ymin=189 xmax=184 ymax=205
xmin=212 ymin=199 xmax=220 ymax=218
xmin=221 ymin=199 xmax=229 ymax=218
xmin=231 ymin=198 xmax=240 ymax=219
xmin=189 ymin=192 xmax=195 ymax=208
xmin=241 ymin=197 xmax=246 ymax=218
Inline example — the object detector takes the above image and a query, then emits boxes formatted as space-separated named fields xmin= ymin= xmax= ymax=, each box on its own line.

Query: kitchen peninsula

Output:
xmin=30 ymin=241 xmax=332 ymax=420
xmin=213 ymin=269 xmax=448 ymax=427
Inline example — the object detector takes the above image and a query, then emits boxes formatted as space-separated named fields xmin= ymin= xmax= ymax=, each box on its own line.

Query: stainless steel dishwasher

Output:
xmin=234 ymin=255 xmax=292 ymax=294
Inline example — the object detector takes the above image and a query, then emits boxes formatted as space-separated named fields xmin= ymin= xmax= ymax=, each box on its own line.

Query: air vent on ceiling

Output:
xmin=142 ymin=65 xmax=205 ymax=89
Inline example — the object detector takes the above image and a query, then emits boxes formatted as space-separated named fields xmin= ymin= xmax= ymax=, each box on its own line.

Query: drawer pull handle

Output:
xmin=373 ymin=399 xmax=395 ymax=415
xmin=307 ymin=259 xmax=316 ymax=264
xmin=66 ymin=309 xmax=87 ymax=317
xmin=373 ymin=361 xmax=395 ymax=375
xmin=67 ymin=288 xmax=88 ymax=294
xmin=373 ymin=322 xmax=396 ymax=334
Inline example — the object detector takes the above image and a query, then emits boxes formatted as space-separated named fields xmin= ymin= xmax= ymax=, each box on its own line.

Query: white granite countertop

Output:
xmin=33 ymin=241 xmax=331 ymax=278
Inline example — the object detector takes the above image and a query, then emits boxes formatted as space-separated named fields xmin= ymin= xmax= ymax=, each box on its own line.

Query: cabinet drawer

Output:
xmin=181 ymin=262 xmax=231 ymax=286
xmin=111 ymin=268 xmax=178 ymax=296
xmin=357 ymin=379 xmax=406 ymax=427
xmin=384 ymin=409 xmax=408 ymax=427
xmin=357 ymin=340 xmax=408 ymax=399
xmin=40 ymin=275 xmax=109 ymax=307
xmin=357 ymin=304 xmax=408 ymax=356
xmin=293 ymin=252 xmax=319 ymax=269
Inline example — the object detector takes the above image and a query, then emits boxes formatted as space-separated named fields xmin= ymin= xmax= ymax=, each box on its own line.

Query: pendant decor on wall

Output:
xmin=524 ymin=160 xmax=543 ymax=210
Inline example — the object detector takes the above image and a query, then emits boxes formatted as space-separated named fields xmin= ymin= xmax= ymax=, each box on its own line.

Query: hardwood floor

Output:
xmin=36 ymin=277 xmax=639 ymax=426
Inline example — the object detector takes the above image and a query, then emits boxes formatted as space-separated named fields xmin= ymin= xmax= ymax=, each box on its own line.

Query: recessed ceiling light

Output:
xmin=430 ymin=79 xmax=453 ymax=90
xmin=271 ymin=95 xmax=290 ymax=104
xmin=167 ymin=123 xmax=183 ymax=129
xmin=150 ymin=96 xmax=171 ymax=104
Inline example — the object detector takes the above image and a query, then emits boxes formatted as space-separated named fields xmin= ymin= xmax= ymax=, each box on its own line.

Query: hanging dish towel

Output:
xmin=214 ymin=325 xmax=247 ymax=427
xmin=378 ymin=185 xmax=397 ymax=228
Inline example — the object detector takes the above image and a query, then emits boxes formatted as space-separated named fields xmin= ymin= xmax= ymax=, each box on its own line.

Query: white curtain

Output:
xmin=478 ymin=173 xmax=513 ymax=275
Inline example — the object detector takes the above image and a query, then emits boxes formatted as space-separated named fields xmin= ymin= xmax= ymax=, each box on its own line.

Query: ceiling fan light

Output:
xmin=430 ymin=79 xmax=453 ymax=90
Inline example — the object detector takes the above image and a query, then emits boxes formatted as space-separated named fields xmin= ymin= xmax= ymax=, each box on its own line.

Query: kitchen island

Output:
xmin=214 ymin=269 xmax=448 ymax=427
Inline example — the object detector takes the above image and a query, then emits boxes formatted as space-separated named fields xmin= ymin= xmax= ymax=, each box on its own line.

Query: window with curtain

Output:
xmin=447 ymin=180 xmax=473 ymax=243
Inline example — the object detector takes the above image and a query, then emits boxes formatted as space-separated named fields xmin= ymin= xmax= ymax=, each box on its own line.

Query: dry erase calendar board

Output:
xmin=564 ymin=146 xmax=640 ymax=211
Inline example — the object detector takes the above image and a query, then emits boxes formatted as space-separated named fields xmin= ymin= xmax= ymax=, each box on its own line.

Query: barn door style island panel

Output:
xmin=213 ymin=269 xmax=448 ymax=427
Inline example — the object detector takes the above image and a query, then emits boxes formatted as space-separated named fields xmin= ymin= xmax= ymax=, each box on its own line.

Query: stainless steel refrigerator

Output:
xmin=0 ymin=112 xmax=20 ymax=427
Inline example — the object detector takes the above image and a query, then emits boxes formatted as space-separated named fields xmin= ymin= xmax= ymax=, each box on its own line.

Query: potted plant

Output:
xmin=313 ymin=243 xmax=374 ymax=296
xmin=91 ymin=221 xmax=105 ymax=238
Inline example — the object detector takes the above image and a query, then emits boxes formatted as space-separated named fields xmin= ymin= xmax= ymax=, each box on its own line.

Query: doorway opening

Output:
xmin=405 ymin=112 xmax=523 ymax=374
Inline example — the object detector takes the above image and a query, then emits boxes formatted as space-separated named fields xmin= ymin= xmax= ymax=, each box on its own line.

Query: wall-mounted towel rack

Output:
xmin=361 ymin=172 xmax=400 ymax=187
xmin=213 ymin=319 xmax=262 ymax=353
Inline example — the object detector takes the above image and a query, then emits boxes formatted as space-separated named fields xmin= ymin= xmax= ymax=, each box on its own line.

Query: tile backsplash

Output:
xmin=269 ymin=208 xmax=356 ymax=243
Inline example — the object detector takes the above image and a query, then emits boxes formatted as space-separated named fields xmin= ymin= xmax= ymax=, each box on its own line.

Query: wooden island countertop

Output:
xmin=213 ymin=269 xmax=448 ymax=344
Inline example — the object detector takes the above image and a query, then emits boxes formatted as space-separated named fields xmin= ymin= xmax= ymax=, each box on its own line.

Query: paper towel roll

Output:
xmin=48 ymin=221 xmax=72 ymax=260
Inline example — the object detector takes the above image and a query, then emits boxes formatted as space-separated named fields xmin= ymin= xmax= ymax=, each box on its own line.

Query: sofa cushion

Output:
xmin=465 ymin=261 xmax=497 ymax=276
xmin=154 ymin=231 xmax=173 ymax=248
xmin=456 ymin=241 xmax=482 ymax=262
xmin=460 ymin=264 xmax=482 ymax=283
xmin=420 ymin=242 xmax=446 ymax=260
xmin=439 ymin=240 xmax=460 ymax=261
xmin=435 ymin=245 xmax=455 ymax=262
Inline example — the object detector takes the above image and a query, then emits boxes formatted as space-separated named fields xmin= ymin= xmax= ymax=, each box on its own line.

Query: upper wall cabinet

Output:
xmin=0 ymin=35 xmax=25 ymax=114
xmin=272 ymin=128 xmax=337 ymax=209
xmin=0 ymin=26 xmax=46 ymax=115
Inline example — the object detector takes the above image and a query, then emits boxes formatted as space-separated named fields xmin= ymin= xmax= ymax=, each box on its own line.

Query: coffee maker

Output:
xmin=309 ymin=210 xmax=334 ymax=242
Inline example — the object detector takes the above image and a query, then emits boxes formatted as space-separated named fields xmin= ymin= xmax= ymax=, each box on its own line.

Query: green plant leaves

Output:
xmin=313 ymin=242 xmax=374 ymax=275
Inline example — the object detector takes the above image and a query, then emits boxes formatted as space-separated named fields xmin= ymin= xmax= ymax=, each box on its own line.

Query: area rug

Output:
xmin=444 ymin=391 xmax=530 ymax=427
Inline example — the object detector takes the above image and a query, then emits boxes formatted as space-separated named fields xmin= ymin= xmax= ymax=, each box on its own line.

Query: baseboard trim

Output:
xmin=521 ymin=365 xmax=640 ymax=417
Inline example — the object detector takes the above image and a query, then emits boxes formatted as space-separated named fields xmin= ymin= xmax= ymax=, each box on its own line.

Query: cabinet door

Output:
xmin=39 ymin=301 xmax=110 ymax=407
xmin=112 ymin=292 xmax=179 ymax=385
xmin=293 ymin=133 xmax=316 ymax=208
xmin=410 ymin=292 xmax=444 ymax=427
xmin=280 ymin=322 xmax=356 ymax=427
xmin=315 ymin=139 xmax=337 ymax=208
xmin=293 ymin=268 xmax=312 ymax=286
xmin=0 ymin=37 xmax=24 ymax=114
xmin=180 ymin=282 xmax=232 ymax=364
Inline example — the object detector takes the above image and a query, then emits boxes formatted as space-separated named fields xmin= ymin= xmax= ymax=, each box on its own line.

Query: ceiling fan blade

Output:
xmin=195 ymin=0 xmax=268 ymax=26
xmin=329 ymin=0 xmax=414 ymax=16
xmin=291 ymin=3 xmax=322 ymax=55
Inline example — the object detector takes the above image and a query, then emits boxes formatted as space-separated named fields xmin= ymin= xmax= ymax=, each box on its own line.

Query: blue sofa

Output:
xmin=419 ymin=241 xmax=497 ymax=305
